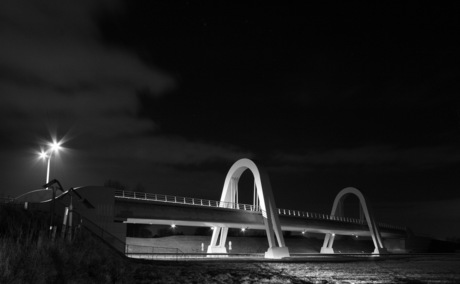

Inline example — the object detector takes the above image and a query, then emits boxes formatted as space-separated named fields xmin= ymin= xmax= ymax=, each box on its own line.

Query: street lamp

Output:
xmin=39 ymin=140 xmax=62 ymax=239
xmin=39 ymin=140 xmax=62 ymax=185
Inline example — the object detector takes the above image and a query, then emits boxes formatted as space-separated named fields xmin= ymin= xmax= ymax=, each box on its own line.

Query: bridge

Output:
xmin=114 ymin=190 xmax=405 ymax=240
xmin=13 ymin=158 xmax=408 ymax=259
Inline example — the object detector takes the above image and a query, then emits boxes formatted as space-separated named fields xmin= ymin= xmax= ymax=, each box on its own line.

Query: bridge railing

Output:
xmin=277 ymin=208 xmax=367 ymax=225
xmin=115 ymin=190 xmax=261 ymax=212
xmin=276 ymin=208 xmax=406 ymax=231
xmin=115 ymin=190 xmax=407 ymax=232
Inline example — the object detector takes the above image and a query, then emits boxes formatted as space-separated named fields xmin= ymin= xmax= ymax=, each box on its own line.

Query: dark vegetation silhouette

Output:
xmin=0 ymin=204 xmax=129 ymax=283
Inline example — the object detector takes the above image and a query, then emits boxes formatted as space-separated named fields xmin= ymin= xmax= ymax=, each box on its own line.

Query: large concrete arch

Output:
xmin=321 ymin=187 xmax=387 ymax=254
xmin=207 ymin=158 xmax=290 ymax=259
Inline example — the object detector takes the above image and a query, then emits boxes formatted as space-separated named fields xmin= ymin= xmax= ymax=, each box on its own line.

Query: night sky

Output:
xmin=1 ymin=1 xmax=459 ymax=239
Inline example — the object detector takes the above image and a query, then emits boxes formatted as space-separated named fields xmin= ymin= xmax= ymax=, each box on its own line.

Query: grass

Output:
xmin=0 ymin=204 xmax=129 ymax=283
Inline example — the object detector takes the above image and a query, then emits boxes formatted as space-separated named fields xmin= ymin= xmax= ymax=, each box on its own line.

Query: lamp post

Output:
xmin=39 ymin=140 xmax=62 ymax=239
xmin=39 ymin=140 xmax=62 ymax=185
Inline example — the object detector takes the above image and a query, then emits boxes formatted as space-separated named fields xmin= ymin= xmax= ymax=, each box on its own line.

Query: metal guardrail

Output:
xmin=276 ymin=208 xmax=405 ymax=231
xmin=115 ymin=190 xmax=261 ymax=212
xmin=114 ymin=190 xmax=406 ymax=232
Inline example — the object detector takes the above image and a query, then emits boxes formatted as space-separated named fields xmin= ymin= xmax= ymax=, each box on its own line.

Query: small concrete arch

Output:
xmin=321 ymin=187 xmax=387 ymax=254
xmin=208 ymin=158 xmax=290 ymax=259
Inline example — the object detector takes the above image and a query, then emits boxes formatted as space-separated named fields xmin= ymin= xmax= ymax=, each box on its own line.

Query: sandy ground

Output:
xmin=124 ymin=254 xmax=460 ymax=283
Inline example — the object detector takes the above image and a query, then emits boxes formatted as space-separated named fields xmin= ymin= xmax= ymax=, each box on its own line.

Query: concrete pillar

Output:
xmin=263 ymin=215 xmax=276 ymax=248
xmin=328 ymin=234 xmax=335 ymax=249
xmin=321 ymin=233 xmax=334 ymax=253
xmin=207 ymin=227 xmax=227 ymax=254
xmin=219 ymin=227 xmax=229 ymax=247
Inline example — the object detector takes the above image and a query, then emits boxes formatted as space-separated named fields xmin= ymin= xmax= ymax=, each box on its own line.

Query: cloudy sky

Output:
xmin=1 ymin=1 xmax=459 ymax=238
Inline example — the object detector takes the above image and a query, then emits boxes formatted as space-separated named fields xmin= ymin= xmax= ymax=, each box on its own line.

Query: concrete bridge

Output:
xmin=14 ymin=158 xmax=408 ymax=259
xmin=115 ymin=190 xmax=405 ymax=240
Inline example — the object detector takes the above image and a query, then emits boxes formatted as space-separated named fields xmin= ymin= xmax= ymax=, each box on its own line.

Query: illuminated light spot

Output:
xmin=241 ymin=228 xmax=246 ymax=232
xmin=50 ymin=140 xmax=62 ymax=153
xmin=39 ymin=151 xmax=48 ymax=159
xmin=171 ymin=224 xmax=176 ymax=228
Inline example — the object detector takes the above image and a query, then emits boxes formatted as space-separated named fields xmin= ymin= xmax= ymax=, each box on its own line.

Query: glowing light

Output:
xmin=241 ymin=228 xmax=246 ymax=232
xmin=49 ymin=140 xmax=62 ymax=153
xmin=39 ymin=150 xmax=48 ymax=159
xmin=171 ymin=224 xmax=176 ymax=228
xmin=38 ymin=138 xmax=65 ymax=185
xmin=302 ymin=231 xmax=305 ymax=234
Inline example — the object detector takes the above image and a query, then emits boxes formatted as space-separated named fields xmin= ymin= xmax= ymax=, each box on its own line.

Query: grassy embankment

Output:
xmin=0 ymin=204 xmax=130 ymax=283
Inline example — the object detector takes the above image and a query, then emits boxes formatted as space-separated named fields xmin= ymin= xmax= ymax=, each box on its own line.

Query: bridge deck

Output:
xmin=114 ymin=190 xmax=406 ymax=238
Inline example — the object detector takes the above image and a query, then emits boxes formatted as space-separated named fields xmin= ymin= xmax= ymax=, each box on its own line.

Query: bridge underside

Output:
xmin=122 ymin=217 xmax=401 ymax=238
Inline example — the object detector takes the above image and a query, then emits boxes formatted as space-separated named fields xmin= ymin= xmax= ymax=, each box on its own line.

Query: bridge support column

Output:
xmin=219 ymin=227 xmax=229 ymax=247
xmin=207 ymin=227 xmax=228 ymax=255
xmin=370 ymin=218 xmax=387 ymax=254
xmin=320 ymin=233 xmax=335 ymax=253
xmin=263 ymin=195 xmax=290 ymax=259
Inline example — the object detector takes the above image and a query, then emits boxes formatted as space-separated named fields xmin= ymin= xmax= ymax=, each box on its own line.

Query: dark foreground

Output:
xmin=1 ymin=205 xmax=459 ymax=283
xmin=132 ymin=254 xmax=460 ymax=283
